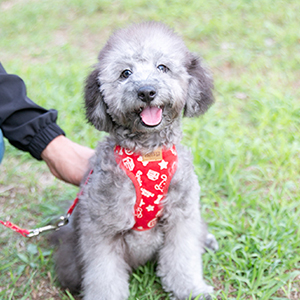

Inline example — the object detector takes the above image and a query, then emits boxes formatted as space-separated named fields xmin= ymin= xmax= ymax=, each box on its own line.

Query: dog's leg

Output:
xmin=50 ymin=223 xmax=82 ymax=293
xmin=80 ymin=235 xmax=130 ymax=300
xmin=157 ymin=213 xmax=213 ymax=300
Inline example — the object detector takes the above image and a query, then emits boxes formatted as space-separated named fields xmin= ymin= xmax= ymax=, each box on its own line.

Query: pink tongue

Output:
xmin=140 ymin=106 xmax=162 ymax=126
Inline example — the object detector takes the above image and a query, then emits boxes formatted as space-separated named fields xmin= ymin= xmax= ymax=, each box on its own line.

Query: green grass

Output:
xmin=0 ymin=0 xmax=299 ymax=299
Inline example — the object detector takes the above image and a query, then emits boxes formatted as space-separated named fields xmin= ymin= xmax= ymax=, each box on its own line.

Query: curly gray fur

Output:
xmin=51 ymin=21 xmax=217 ymax=300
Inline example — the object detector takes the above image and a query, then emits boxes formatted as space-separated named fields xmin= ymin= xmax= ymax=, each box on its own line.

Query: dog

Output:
xmin=52 ymin=22 xmax=217 ymax=300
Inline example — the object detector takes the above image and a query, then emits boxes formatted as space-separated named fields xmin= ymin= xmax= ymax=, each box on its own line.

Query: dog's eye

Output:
xmin=157 ymin=65 xmax=169 ymax=73
xmin=121 ymin=69 xmax=132 ymax=79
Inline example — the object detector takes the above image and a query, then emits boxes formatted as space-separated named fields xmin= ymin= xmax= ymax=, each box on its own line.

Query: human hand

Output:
xmin=41 ymin=135 xmax=95 ymax=186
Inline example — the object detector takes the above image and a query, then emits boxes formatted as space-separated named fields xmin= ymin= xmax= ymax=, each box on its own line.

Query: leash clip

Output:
xmin=54 ymin=215 xmax=70 ymax=228
xmin=26 ymin=216 xmax=69 ymax=238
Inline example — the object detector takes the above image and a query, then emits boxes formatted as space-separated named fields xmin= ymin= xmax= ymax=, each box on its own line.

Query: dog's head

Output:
xmin=85 ymin=22 xmax=214 ymax=135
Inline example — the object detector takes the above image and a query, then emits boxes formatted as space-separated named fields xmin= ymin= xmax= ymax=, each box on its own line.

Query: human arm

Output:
xmin=0 ymin=63 xmax=94 ymax=185
xmin=0 ymin=63 xmax=65 ymax=159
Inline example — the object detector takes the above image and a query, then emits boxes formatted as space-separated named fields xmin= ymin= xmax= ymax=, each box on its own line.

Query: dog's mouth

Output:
xmin=139 ymin=106 xmax=163 ymax=127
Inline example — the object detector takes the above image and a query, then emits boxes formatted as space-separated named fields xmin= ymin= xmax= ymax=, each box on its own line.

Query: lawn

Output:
xmin=0 ymin=0 xmax=299 ymax=299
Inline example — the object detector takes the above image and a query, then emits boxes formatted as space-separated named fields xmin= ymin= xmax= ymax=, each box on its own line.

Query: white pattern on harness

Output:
xmin=141 ymin=188 xmax=154 ymax=198
xmin=122 ymin=157 xmax=135 ymax=171
xmin=155 ymin=174 xmax=168 ymax=192
xmin=147 ymin=169 xmax=160 ymax=181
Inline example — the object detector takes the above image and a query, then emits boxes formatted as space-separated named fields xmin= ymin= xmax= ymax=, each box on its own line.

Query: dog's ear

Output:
xmin=84 ymin=68 xmax=113 ymax=132
xmin=184 ymin=53 xmax=214 ymax=117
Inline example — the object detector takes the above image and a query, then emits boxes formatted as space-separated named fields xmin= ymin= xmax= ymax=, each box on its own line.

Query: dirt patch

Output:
xmin=1 ymin=0 xmax=20 ymax=10
xmin=0 ymin=0 xmax=37 ymax=11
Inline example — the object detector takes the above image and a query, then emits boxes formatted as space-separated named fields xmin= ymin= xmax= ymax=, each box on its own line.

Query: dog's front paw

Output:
xmin=169 ymin=284 xmax=213 ymax=300
xmin=193 ymin=284 xmax=214 ymax=300
xmin=205 ymin=233 xmax=219 ymax=252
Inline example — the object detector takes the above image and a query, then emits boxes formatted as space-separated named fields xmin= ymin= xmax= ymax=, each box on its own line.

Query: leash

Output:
xmin=0 ymin=169 xmax=93 ymax=238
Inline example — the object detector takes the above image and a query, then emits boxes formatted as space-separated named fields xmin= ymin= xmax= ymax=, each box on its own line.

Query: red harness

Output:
xmin=114 ymin=145 xmax=178 ymax=231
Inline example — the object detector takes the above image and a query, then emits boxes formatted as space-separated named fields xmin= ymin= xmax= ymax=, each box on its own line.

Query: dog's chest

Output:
xmin=114 ymin=145 xmax=178 ymax=231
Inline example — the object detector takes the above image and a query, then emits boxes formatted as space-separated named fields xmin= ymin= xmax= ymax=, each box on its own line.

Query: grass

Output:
xmin=0 ymin=0 xmax=299 ymax=299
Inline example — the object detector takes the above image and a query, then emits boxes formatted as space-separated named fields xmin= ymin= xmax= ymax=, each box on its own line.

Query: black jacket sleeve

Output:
xmin=0 ymin=63 xmax=65 ymax=160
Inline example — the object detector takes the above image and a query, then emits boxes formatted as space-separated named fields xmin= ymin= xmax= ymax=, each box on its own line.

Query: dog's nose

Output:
xmin=138 ymin=86 xmax=156 ymax=103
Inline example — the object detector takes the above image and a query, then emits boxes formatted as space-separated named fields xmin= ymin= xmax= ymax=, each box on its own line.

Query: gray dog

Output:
xmin=52 ymin=22 xmax=217 ymax=300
